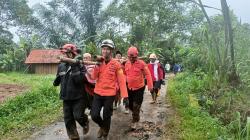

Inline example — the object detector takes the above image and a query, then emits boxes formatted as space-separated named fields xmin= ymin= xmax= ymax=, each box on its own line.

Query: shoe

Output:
xmin=113 ymin=104 xmax=117 ymax=110
xmin=69 ymin=135 xmax=80 ymax=140
xmin=130 ymin=122 xmax=137 ymax=130
xmin=69 ymin=131 xmax=79 ymax=140
xmin=103 ymin=135 xmax=108 ymax=140
xmin=83 ymin=122 xmax=89 ymax=135
xmin=154 ymin=100 xmax=158 ymax=104
xmin=150 ymin=101 xmax=155 ymax=104
xmin=124 ymin=109 xmax=129 ymax=114
xmin=97 ymin=128 xmax=103 ymax=138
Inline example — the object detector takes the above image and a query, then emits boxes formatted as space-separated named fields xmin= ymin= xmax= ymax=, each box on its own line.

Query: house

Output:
xmin=25 ymin=49 xmax=61 ymax=74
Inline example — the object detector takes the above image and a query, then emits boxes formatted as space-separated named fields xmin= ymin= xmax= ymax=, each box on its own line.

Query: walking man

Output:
xmin=125 ymin=46 xmax=153 ymax=129
xmin=148 ymin=53 xmax=164 ymax=104
xmin=53 ymin=44 xmax=89 ymax=140
xmin=90 ymin=39 xmax=128 ymax=139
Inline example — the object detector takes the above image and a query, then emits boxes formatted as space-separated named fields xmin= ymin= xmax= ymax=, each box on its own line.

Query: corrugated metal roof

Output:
xmin=25 ymin=49 xmax=61 ymax=64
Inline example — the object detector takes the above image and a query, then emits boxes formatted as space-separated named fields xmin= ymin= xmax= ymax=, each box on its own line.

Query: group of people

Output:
xmin=53 ymin=39 xmax=165 ymax=140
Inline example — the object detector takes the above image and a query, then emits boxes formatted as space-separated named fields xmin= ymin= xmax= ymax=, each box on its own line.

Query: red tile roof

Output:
xmin=25 ymin=49 xmax=61 ymax=64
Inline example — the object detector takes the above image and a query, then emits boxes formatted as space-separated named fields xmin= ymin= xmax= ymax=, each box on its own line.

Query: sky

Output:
xmin=202 ymin=0 xmax=250 ymax=24
xmin=10 ymin=0 xmax=249 ymax=42
xmin=27 ymin=0 xmax=250 ymax=24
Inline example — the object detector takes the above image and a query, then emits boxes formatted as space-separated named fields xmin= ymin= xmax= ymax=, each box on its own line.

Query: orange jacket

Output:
xmin=125 ymin=59 xmax=153 ymax=90
xmin=91 ymin=59 xmax=128 ymax=98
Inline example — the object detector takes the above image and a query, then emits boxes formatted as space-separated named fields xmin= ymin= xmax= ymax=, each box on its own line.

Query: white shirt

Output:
xmin=150 ymin=60 xmax=159 ymax=81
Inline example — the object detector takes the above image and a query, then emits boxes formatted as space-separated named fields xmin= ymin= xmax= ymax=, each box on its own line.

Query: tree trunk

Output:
xmin=197 ymin=0 xmax=222 ymax=67
xmin=220 ymin=0 xmax=240 ymax=85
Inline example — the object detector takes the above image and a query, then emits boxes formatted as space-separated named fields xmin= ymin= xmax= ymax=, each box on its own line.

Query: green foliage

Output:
xmin=234 ymin=23 xmax=250 ymax=85
xmin=168 ymin=71 xmax=250 ymax=139
xmin=84 ymin=42 xmax=98 ymax=56
xmin=168 ymin=73 xmax=232 ymax=139
xmin=0 ymin=0 xmax=33 ymax=26
xmin=0 ymin=45 xmax=26 ymax=72
xmin=0 ymin=73 xmax=62 ymax=139
xmin=187 ymin=5 xmax=242 ymax=85
xmin=101 ymin=0 xmax=203 ymax=63
xmin=31 ymin=0 xmax=102 ymax=47
xmin=0 ymin=0 xmax=38 ymax=72
xmin=227 ymin=112 xmax=250 ymax=140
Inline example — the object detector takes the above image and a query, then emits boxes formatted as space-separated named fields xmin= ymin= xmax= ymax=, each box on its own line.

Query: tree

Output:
xmin=102 ymin=0 xmax=203 ymax=63
xmin=220 ymin=0 xmax=239 ymax=85
xmin=0 ymin=0 xmax=34 ymax=71
xmin=31 ymin=0 xmax=102 ymax=48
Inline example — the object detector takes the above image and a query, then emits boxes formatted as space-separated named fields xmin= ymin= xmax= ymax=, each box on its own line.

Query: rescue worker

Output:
xmin=124 ymin=46 xmax=153 ymax=129
xmin=53 ymin=44 xmax=89 ymax=140
xmin=114 ymin=51 xmax=130 ymax=114
xmin=90 ymin=39 xmax=128 ymax=139
xmin=148 ymin=53 xmax=164 ymax=104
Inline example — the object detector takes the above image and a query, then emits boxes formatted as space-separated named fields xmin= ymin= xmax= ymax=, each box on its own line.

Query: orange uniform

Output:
xmin=125 ymin=59 xmax=153 ymax=90
xmin=92 ymin=59 xmax=128 ymax=98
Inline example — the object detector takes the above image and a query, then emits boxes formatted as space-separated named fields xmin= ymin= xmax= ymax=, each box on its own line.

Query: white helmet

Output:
xmin=100 ymin=39 xmax=115 ymax=49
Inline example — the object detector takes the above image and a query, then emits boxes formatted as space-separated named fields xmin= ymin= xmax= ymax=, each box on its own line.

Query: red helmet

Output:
xmin=127 ymin=46 xmax=138 ymax=57
xmin=60 ymin=44 xmax=78 ymax=55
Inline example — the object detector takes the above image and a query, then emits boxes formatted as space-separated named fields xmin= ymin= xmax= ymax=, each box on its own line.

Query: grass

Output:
xmin=167 ymin=72 xmax=232 ymax=140
xmin=0 ymin=72 xmax=62 ymax=140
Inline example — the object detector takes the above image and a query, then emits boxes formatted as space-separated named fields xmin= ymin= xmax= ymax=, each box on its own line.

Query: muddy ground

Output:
xmin=0 ymin=84 xmax=27 ymax=103
xmin=28 ymin=76 xmax=175 ymax=140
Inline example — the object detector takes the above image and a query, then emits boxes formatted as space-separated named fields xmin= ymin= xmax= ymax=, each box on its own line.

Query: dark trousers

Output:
xmin=150 ymin=81 xmax=161 ymax=100
xmin=123 ymin=97 xmax=129 ymax=108
xmin=91 ymin=94 xmax=115 ymax=134
xmin=63 ymin=98 xmax=88 ymax=138
xmin=128 ymin=86 xmax=145 ymax=122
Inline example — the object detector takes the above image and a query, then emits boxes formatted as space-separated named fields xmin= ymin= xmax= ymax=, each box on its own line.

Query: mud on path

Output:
xmin=28 ymin=76 xmax=175 ymax=140
xmin=0 ymin=84 xmax=27 ymax=103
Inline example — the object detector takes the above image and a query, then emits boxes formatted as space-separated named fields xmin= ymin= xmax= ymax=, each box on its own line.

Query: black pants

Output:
xmin=91 ymin=94 xmax=115 ymax=133
xmin=128 ymin=86 xmax=145 ymax=122
xmin=150 ymin=81 xmax=161 ymax=100
xmin=123 ymin=97 xmax=129 ymax=108
xmin=63 ymin=98 xmax=88 ymax=138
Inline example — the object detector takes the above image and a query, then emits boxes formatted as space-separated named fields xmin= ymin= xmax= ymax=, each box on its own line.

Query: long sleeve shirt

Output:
xmin=91 ymin=59 xmax=128 ymax=98
xmin=125 ymin=59 xmax=153 ymax=90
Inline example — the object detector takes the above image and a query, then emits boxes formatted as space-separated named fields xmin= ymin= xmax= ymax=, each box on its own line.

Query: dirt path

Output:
xmin=28 ymin=77 xmax=175 ymax=140
xmin=0 ymin=84 xmax=27 ymax=103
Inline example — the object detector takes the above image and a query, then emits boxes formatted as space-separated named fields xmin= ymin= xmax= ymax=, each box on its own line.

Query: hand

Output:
xmin=94 ymin=55 xmax=104 ymax=62
xmin=57 ymin=56 xmax=64 ymax=61
xmin=148 ymin=87 xmax=153 ymax=93
xmin=95 ymin=62 xmax=101 ymax=66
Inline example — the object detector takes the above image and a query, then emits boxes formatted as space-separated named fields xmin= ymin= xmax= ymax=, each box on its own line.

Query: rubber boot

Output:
xmin=67 ymin=127 xmax=79 ymax=140
xmin=83 ymin=121 xmax=89 ymax=135
xmin=102 ymin=128 xmax=109 ymax=139
xmin=97 ymin=128 xmax=104 ymax=138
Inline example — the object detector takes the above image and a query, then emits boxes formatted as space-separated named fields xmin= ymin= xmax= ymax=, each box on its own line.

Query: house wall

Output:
xmin=34 ymin=63 xmax=58 ymax=74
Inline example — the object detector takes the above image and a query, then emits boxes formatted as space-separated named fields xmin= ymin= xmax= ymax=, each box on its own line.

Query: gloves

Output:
xmin=53 ymin=75 xmax=61 ymax=86
xmin=70 ymin=63 xmax=87 ymax=73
